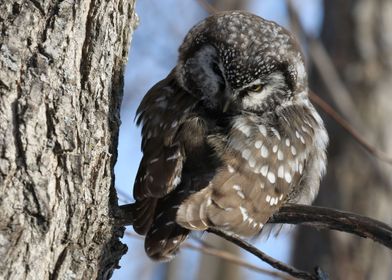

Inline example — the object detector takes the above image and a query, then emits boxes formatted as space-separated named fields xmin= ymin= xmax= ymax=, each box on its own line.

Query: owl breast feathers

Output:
xmin=132 ymin=11 xmax=328 ymax=261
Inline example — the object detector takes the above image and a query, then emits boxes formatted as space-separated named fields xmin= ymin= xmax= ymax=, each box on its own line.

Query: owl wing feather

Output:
xmin=133 ymin=70 xmax=197 ymax=236
xmin=134 ymin=70 xmax=196 ymax=200
xmin=177 ymin=112 xmax=313 ymax=236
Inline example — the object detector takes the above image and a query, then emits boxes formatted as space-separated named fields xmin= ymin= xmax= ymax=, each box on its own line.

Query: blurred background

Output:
xmin=113 ymin=0 xmax=392 ymax=279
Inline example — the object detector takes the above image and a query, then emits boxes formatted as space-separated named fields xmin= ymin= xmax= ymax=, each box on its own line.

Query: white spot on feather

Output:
xmin=233 ymin=185 xmax=245 ymax=199
xmin=238 ymin=124 xmax=251 ymax=137
xmin=239 ymin=207 xmax=249 ymax=222
xmin=285 ymin=172 xmax=292 ymax=183
xmin=255 ymin=140 xmax=262 ymax=149
xmin=234 ymin=118 xmax=252 ymax=137
xmin=291 ymin=146 xmax=297 ymax=155
xmin=242 ymin=149 xmax=251 ymax=160
xmin=278 ymin=166 xmax=284 ymax=178
xmin=171 ymin=121 xmax=178 ymax=128
xmin=271 ymin=128 xmax=281 ymax=140
xmin=267 ymin=172 xmax=276 ymax=183
xmin=277 ymin=150 xmax=284 ymax=160
xmin=260 ymin=146 xmax=269 ymax=158
xmin=228 ymin=165 xmax=235 ymax=173
xmin=258 ymin=125 xmax=267 ymax=137
xmin=248 ymin=157 xmax=256 ymax=168
xmin=260 ymin=165 xmax=268 ymax=176
xmin=299 ymin=163 xmax=304 ymax=174
xmin=166 ymin=153 xmax=180 ymax=161
xmin=172 ymin=176 xmax=181 ymax=187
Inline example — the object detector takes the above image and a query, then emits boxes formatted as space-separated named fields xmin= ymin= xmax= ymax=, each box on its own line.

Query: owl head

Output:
xmin=175 ymin=11 xmax=308 ymax=114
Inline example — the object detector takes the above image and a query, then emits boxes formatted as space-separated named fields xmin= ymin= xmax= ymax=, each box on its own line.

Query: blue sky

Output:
xmin=113 ymin=1 xmax=323 ymax=279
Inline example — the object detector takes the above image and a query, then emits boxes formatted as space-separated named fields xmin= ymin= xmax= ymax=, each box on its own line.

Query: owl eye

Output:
xmin=248 ymin=84 xmax=264 ymax=93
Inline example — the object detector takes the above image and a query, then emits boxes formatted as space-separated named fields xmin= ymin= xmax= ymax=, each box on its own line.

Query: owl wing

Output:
xmin=133 ymin=70 xmax=197 ymax=235
xmin=177 ymin=115 xmax=313 ymax=236
xmin=133 ymin=70 xmax=196 ymax=201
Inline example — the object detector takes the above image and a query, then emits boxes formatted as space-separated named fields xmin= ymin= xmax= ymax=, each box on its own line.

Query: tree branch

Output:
xmin=286 ymin=0 xmax=392 ymax=165
xmin=116 ymin=203 xmax=392 ymax=250
xmin=196 ymin=0 xmax=217 ymax=14
xmin=269 ymin=204 xmax=392 ymax=250
xmin=309 ymin=92 xmax=392 ymax=164
xmin=116 ymin=202 xmax=391 ymax=279
xmin=126 ymin=231 xmax=295 ymax=280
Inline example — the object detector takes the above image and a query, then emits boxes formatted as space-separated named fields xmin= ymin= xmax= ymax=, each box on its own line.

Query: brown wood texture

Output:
xmin=0 ymin=0 xmax=137 ymax=278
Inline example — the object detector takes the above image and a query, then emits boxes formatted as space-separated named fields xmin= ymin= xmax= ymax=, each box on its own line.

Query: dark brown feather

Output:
xmin=133 ymin=70 xmax=197 ymax=200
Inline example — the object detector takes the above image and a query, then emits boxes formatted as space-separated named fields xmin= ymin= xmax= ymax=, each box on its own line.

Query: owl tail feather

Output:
xmin=176 ymin=187 xmax=212 ymax=231
xmin=144 ymin=222 xmax=189 ymax=261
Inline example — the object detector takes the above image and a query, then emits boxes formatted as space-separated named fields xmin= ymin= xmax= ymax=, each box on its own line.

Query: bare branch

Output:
xmin=116 ymin=203 xmax=392 ymax=250
xmin=309 ymin=92 xmax=392 ymax=164
xmin=196 ymin=0 xmax=217 ymax=14
xmin=117 ymin=203 xmax=390 ymax=279
xmin=285 ymin=0 xmax=362 ymax=127
xmin=125 ymin=231 xmax=294 ymax=279
xmin=286 ymin=0 xmax=392 ymax=165
xmin=271 ymin=204 xmax=392 ymax=249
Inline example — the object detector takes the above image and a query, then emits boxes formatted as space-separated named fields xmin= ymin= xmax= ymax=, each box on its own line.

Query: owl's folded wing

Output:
xmin=133 ymin=70 xmax=195 ymax=200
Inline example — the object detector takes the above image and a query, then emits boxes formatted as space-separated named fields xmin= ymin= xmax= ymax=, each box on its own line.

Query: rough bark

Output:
xmin=292 ymin=1 xmax=392 ymax=279
xmin=0 ymin=0 xmax=137 ymax=279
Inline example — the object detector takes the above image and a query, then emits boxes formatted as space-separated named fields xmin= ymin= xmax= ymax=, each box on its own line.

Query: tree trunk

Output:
xmin=0 ymin=0 xmax=137 ymax=279
xmin=292 ymin=1 xmax=392 ymax=279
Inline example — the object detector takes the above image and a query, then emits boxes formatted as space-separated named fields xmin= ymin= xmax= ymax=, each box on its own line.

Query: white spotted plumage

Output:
xmin=133 ymin=11 xmax=328 ymax=261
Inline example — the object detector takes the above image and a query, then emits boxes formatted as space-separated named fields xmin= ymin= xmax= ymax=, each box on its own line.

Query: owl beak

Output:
xmin=222 ymin=99 xmax=231 ymax=113
xmin=222 ymin=88 xmax=235 ymax=113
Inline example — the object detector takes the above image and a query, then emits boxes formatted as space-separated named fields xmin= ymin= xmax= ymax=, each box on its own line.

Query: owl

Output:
xmin=132 ymin=11 xmax=328 ymax=261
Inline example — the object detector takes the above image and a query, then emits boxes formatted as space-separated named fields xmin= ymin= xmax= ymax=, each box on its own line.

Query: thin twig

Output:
xmin=207 ymin=228 xmax=321 ymax=280
xmin=286 ymin=0 xmax=362 ymax=127
xmin=309 ymin=92 xmax=392 ymax=164
xmin=285 ymin=1 xmax=392 ymax=165
xmin=196 ymin=0 xmax=217 ymax=14
xmin=125 ymin=231 xmax=294 ymax=279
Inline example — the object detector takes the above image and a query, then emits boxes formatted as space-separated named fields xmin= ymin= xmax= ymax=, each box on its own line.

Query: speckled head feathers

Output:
xmin=134 ymin=10 xmax=328 ymax=262
xmin=176 ymin=11 xmax=307 ymax=93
